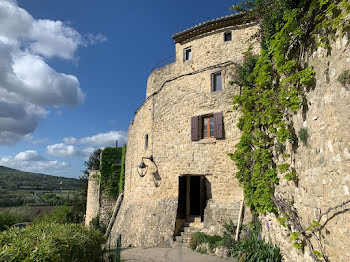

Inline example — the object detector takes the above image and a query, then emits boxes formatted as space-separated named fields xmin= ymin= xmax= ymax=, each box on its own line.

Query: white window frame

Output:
xmin=183 ymin=47 xmax=192 ymax=62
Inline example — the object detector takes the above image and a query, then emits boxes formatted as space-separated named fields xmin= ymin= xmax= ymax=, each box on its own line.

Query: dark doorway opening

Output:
xmin=190 ymin=176 xmax=200 ymax=215
xmin=176 ymin=175 xmax=207 ymax=221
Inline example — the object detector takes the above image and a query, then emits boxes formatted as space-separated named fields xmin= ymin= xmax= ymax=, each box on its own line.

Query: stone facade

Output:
xmin=109 ymin=17 xmax=259 ymax=247
xmin=90 ymin=15 xmax=350 ymax=261
xmin=260 ymin=37 xmax=350 ymax=262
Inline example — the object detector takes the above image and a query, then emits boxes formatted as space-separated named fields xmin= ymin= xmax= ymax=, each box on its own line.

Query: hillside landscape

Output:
xmin=0 ymin=166 xmax=82 ymax=207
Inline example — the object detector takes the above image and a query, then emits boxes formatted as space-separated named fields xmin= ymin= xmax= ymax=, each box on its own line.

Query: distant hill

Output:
xmin=0 ymin=166 xmax=81 ymax=191
xmin=0 ymin=166 xmax=82 ymax=207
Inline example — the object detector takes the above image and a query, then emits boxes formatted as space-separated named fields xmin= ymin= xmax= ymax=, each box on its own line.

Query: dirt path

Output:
xmin=121 ymin=247 xmax=234 ymax=262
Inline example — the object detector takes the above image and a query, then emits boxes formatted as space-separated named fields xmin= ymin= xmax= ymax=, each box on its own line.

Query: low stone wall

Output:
xmin=99 ymin=193 xmax=116 ymax=227
xmin=202 ymin=200 xmax=241 ymax=235
xmin=109 ymin=197 xmax=178 ymax=248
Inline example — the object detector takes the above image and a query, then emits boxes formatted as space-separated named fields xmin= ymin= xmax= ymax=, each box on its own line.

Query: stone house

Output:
xmin=86 ymin=12 xmax=350 ymax=261
xmin=107 ymin=14 xmax=259 ymax=247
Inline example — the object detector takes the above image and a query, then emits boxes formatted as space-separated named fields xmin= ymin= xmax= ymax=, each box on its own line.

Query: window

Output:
xmin=184 ymin=47 xmax=192 ymax=61
xmin=191 ymin=112 xmax=223 ymax=141
xmin=212 ymin=71 xmax=222 ymax=92
xmin=202 ymin=116 xmax=215 ymax=138
xmin=224 ymin=32 xmax=232 ymax=42
xmin=145 ymin=134 xmax=149 ymax=149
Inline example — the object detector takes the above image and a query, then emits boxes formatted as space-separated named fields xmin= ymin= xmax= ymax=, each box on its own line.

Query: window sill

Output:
xmin=195 ymin=138 xmax=216 ymax=144
xmin=210 ymin=89 xmax=223 ymax=94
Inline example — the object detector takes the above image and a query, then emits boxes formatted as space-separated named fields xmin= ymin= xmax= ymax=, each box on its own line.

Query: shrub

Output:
xmin=189 ymin=232 xmax=223 ymax=252
xmin=0 ymin=211 xmax=25 ymax=232
xmin=230 ymin=224 xmax=282 ymax=262
xmin=37 ymin=205 xmax=81 ymax=224
xmin=90 ymin=215 xmax=107 ymax=234
xmin=0 ymin=222 xmax=106 ymax=262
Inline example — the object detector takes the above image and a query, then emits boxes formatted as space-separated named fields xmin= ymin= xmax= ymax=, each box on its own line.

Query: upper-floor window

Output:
xmin=191 ymin=112 xmax=224 ymax=141
xmin=212 ymin=71 xmax=222 ymax=92
xmin=184 ymin=47 xmax=192 ymax=61
xmin=224 ymin=32 xmax=232 ymax=42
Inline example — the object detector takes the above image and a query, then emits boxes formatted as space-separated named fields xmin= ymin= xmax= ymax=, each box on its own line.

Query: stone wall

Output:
xmin=99 ymin=193 xmax=116 ymax=227
xmin=85 ymin=170 xmax=100 ymax=226
xmin=85 ymin=170 xmax=117 ymax=227
xmin=109 ymin=22 xmax=259 ymax=248
xmin=260 ymin=36 xmax=350 ymax=262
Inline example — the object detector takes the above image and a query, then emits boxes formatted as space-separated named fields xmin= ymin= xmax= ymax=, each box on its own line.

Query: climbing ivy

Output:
xmin=100 ymin=145 xmax=126 ymax=197
xmin=229 ymin=0 xmax=350 ymax=215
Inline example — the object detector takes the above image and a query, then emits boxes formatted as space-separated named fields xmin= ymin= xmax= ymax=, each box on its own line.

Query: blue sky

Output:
xmin=0 ymin=0 xmax=239 ymax=178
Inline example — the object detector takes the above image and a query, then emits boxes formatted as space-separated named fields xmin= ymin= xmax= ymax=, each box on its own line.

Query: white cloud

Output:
xmin=46 ymin=143 xmax=94 ymax=158
xmin=29 ymin=19 xmax=83 ymax=60
xmin=86 ymin=33 xmax=108 ymax=45
xmin=63 ymin=130 xmax=128 ymax=147
xmin=14 ymin=150 xmax=45 ymax=161
xmin=0 ymin=1 xmax=106 ymax=146
xmin=0 ymin=150 xmax=69 ymax=174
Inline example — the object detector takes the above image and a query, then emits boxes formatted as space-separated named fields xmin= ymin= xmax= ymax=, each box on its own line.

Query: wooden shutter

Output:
xmin=214 ymin=112 xmax=223 ymax=139
xmin=191 ymin=116 xmax=200 ymax=141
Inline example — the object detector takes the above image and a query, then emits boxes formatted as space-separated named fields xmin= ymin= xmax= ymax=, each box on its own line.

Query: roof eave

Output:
xmin=172 ymin=13 xmax=252 ymax=44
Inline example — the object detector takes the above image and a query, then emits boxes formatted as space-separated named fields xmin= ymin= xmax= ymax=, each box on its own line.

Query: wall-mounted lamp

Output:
xmin=137 ymin=155 xmax=154 ymax=177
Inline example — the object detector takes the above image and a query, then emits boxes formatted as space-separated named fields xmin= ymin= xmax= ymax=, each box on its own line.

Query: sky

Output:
xmin=0 ymin=0 xmax=239 ymax=178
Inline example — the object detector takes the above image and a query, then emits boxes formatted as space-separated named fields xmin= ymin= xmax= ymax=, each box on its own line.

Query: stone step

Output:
xmin=186 ymin=216 xmax=201 ymax=223
xmin=183 ymin=222 xmax=204 ymax=228
xmin=184 ymin=227 xmax=202 ymax=234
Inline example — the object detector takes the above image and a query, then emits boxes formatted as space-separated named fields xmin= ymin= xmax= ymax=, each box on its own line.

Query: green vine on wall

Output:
xmin=230 ymin=0 xmax=350 ymax=215
xmin=229 ymin=0 xmax=349 ymax=260
xmin=100 ymin=145 xmax=126 ymax=197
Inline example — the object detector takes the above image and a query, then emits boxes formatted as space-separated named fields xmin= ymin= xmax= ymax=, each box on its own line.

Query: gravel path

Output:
xmin=121 ymin=247 xmax=234 ymax=262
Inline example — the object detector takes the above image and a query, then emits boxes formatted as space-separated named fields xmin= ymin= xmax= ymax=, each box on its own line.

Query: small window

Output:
xmin=191 ymin=112 xmax=223 ymax=141
xmin=144 ymin=134 xmax=149 ymax=149
xmin=212 ymin=71 xmax=222 ymax=92
xmin=224 ymin=32 xmax=232 ymax=42
xmin=184 ymin=47 xmax=192 ymax=61
xmin=202 ymin=115 xmax=215 ymax=138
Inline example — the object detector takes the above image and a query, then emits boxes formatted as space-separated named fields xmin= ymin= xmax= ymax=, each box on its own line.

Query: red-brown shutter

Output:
xmin=214 ymin=112 xmax=223 ymax=139
xmin=191 ymin=116 xmax=200 ymax=141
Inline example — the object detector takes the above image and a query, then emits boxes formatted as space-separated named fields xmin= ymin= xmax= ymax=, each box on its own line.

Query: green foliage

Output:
xmin=298 ymin=128 xmax=309 ymax=146
xmin=290 ymin=232 xmax=304 ymax=250
xmin=313 ymin=250 xmax=323 ymax=258
xmin=100 ymin=146 xmax=126 ymax=197
xmin=230 ymin=223 xmax=282 ymax=262
xmin=277 ymin=216 xmax=288 ymax=227
xmin=189 ymin=232 xmax=223 ymax=252
xmin=338 ymin=70 xmax=350 ymax=87
xmin=0 ymin=222 xmax=106 ymax=262
xmin=284 ymin=169 xmax=298 ymax=182
xmin=89 ymin=215 xmax=107 ymax=234
xmin=118 ymin=145 xmax=126 ymax=192
xmin=222 ymin=219 xmax=236 ymax=248
xmin=0 ymin=166 xmax=81 ymax=207
xmin=37 ymin=205 xmax=83 ymax=224
xmin=230 ymin=0 xmax=349 ymax=215
xmin=306 ymin=220 xmax=321 ymax=232
xmin=0 ymin=211 xmax=26 ymax=232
